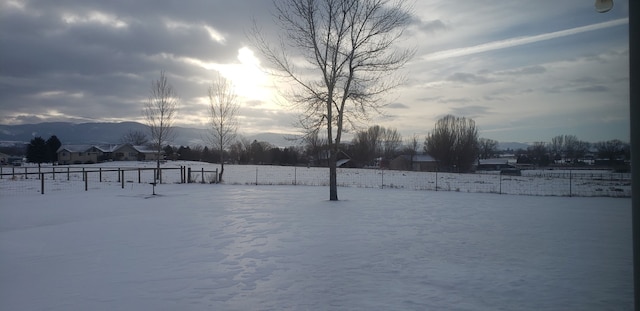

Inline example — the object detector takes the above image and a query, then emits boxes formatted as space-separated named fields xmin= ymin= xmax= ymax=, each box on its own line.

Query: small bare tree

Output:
xmin=144 ymin=70 xmax=179 ymax=181
xmin=253 ymin=0 xmax=413 ymax=200
xmin=478 ymin=138 xmax=499 ymax=159
xmin=207 ymin=74 xmax=240 ymax=182
xmin=120 ymin=129 xmax=149 ymax=146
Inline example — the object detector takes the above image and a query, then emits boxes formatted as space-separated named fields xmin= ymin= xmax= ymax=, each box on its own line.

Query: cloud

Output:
xmin=447 ymin=72 xmax=493 ymax=84
xmin=409 ymin=17 xmax=447 ymax=33
xmin=387 ymin=102 xmax=409 ymax=109
xmin=576 ymin=85 xmax=610 ymax=93
xmin=449 ymin=105 xmax=491 ymax=117
xmin=497 ymin=65 xmax=547 ymax=76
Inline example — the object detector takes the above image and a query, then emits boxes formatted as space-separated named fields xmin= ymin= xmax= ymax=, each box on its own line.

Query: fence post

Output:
xmin=41 ymin=173 xmax=45 ymax=194
xmin=12 ymin=166 xmax=15 ymax=179
xmin=215 ymin=168 xmax=218 ymax=183
xmin=499 ymin=173 xmax=502 ymax=195
xmin=435 ymin=170 xmax=438 ymax=191
xmin=82 ymin=168 xmax=85 ymax=181
xmin=201 ymin=168 xmax=205 ymax=183
xmin=121 ymin=170 xmax=125 ymax=189
xmin=255 ymin=167 xmax=258 ymax=185
xmin=99 ymin=168 xmax=102 ymax=182
xmin=294 ymin=166 xmax=297 ymax=185
xmin=25 ymin=167 xmax=28 ymax=179
xmin=569 ymin=170 xmax=572 ymax=197
xmin=159 ymin=168 xmax=163 ymax=184
xmin=187 ymin=167 xmax=191 ymax=183
xmin=84 ymin=171 xmax=88 ymax=191
xmin=67 ymin=167 xmax=70 ymax=181
xmin=117 ymin=168 xmax=121 ymax=183
xmin=138 ymin=168 xmax=141 ymax=184
xmin=381 ymin=168 xmax=384 ymax=189
xmin=52 ymin=167 xmax=55 ymax=180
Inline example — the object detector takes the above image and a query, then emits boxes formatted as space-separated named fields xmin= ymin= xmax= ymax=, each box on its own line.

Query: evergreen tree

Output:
xmin=27 ymin=137 xmax=48 ymax=167
xmin=45 ymin=135 xmax=62 ymax=163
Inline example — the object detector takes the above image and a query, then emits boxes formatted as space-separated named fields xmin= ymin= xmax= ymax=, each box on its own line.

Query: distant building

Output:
xmin=57 ymin=144 xmax=162 ymax=164
xmin=476 ymin=158 xmax=512 ymax=171
xmin=390 ymin=154 xmax=438 ymax=172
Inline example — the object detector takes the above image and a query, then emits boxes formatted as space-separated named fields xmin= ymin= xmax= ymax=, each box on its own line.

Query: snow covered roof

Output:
xmin=412 ymin=154 xmax=436 ymax=162
xmin=479 ymin=158 xmax=509 ymax=165
xmin=57 ymin=145 xmax=94 ymax=153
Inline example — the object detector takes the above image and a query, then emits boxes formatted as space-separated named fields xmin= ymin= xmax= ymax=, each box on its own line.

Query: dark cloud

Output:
xmin=409 ymin=17 xmax=447 ymax=33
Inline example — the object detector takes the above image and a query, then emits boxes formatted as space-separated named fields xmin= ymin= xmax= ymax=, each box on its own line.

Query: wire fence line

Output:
xmin=0 ymin=165 xmax=218 ymax=195
xmin=0 ymin=163 xmax=631 ymax=197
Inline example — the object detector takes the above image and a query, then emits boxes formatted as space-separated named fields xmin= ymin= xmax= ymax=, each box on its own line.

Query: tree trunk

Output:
xmin=156 ymin=157 xmax=161 ymax=182
xmin=329 ymin=146 xmax=338 ymax=201
xmin=219 ymin=161 xmax=225 ymax=183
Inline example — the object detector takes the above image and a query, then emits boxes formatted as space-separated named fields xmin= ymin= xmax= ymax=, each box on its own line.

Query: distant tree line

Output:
xmin=19 ymin=117 xmax=628 ymax=175
xmin=513 ymin=135 xmax=629 ymax=168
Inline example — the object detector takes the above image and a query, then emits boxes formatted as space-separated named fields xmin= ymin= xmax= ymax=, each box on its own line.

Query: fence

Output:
xmin=0 ymin=163 xmax=631 ymax=197
xmin=221 ymin=165 xmax=631 ymax=198
xmin=0 ymin=165 xmax=218 ymax=195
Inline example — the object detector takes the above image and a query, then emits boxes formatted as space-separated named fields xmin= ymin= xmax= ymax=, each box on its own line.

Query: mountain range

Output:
xmin=0 ymin=122 xmax=530 ymax=151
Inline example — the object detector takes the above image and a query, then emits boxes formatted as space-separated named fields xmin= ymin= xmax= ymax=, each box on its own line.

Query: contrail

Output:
xmin=423 ymin=18 xmax=628 ymax=61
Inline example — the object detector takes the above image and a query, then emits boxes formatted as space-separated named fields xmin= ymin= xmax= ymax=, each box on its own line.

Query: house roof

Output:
xmin=57 ymin=145 xmax=94 ymax=153
xmin=413 ymin=154 xmax=436 ymax=162
xmin=58 ymin=144 xmax=156 ymax=154
xmin=479 ymin=158 xmax=509 ymax=165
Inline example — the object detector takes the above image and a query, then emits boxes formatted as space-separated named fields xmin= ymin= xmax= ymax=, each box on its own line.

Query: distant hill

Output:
xmin=0 ymin=122 xmax=300 ymax=148
xmin=0 ymin=122 xmax=529 ymax=150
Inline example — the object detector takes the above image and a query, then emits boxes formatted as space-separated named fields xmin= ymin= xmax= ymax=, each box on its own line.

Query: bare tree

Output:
xmin=550 ymin=135 xmax=564 ymax=161
xmin=595 ymin=139 xmax=627 ymax=165
xmin=144 ymin=70 xmax=179 ymax=181
xmin=207 ymin=74 xmax=240 ymax=182
xmin=253 ymin=0 xmax=413 ymax=200
xmin=381 ymin=127 xmax=402 ymax=159
xmin=120 ymin=129 xmax=149 ymax=146
xmin=562 ymin=135 xmax=590 ymax=164
xmin=478 ymin=138 xmax=499 ymax=159
xmin=403 ymin=134 xmax=420 ymax=171
xmin=424 ymin=115 xmax=479 ymax=172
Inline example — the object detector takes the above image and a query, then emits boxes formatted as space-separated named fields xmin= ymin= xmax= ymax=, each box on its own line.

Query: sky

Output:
xmin=0 ymin=0 xmax=630 ymax=144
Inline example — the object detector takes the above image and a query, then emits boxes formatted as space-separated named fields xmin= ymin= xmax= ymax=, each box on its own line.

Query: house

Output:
xmin=390 ymin=154 xmax=438 ymax=172
xmin=476 ymin=158 xmax=512 ymax=171
xmin=57 ymin=144 xmax=162 ymax=164
xmin=57 ymin=145 xmax=100 ymax=164
xmin=113 ymin=144 xmax=161 ymax=161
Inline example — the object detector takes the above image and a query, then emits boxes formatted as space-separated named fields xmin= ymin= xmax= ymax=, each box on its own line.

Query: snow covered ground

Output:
xmin=0 ymin=180 xmax=632 ymax=310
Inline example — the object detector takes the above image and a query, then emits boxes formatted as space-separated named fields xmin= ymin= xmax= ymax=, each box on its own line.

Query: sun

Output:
xmin=214 ymin=47 xmax=274 ymax=103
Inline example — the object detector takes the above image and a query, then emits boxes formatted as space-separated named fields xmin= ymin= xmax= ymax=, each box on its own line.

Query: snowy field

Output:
xmin=0 ymin=177 xmax=633 ymax=310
